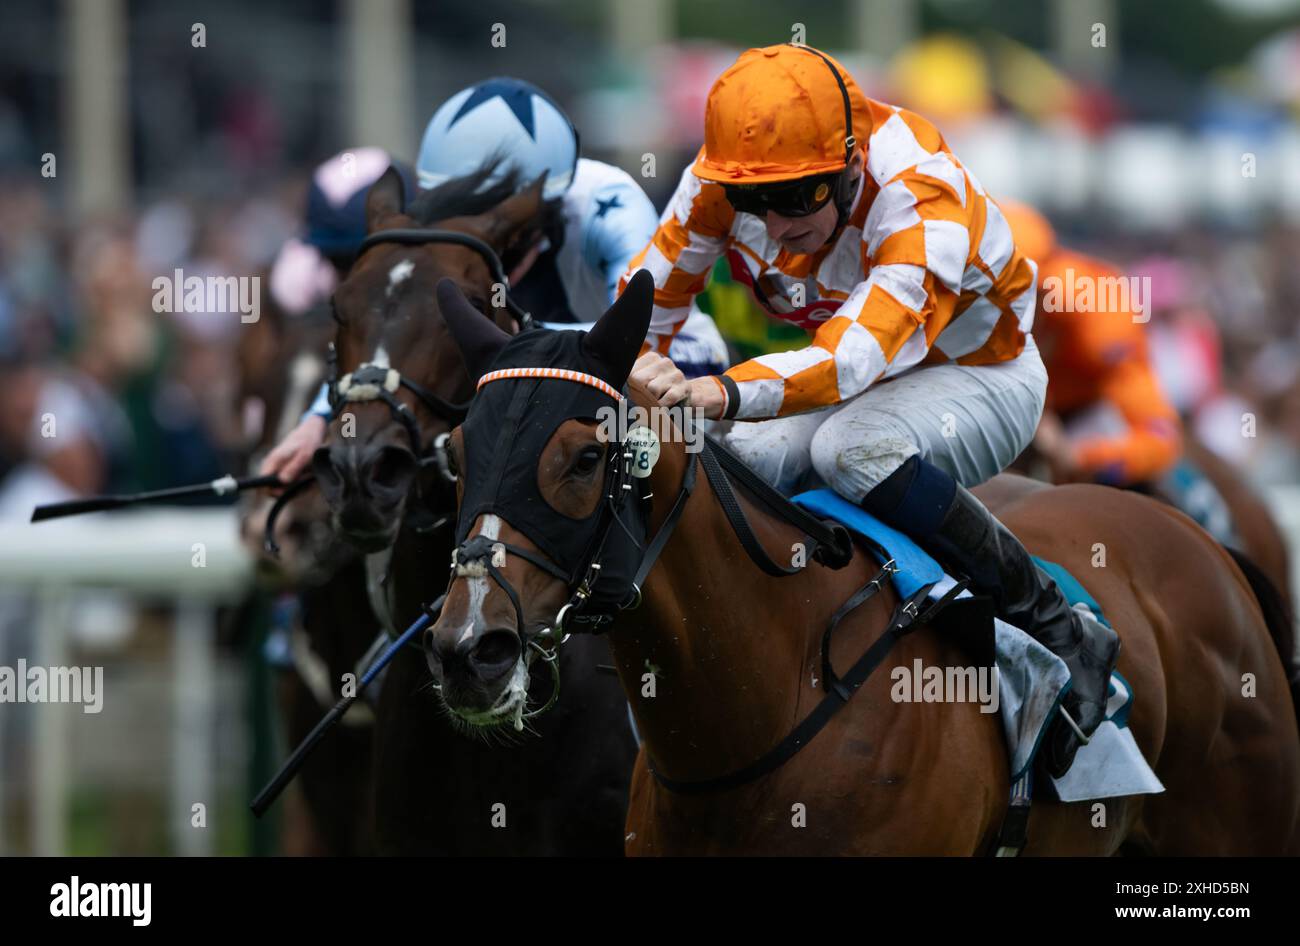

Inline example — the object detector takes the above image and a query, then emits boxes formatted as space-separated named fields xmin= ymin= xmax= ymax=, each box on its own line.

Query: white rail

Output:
xmin=0 ymin=507 xmax=252 ymax=855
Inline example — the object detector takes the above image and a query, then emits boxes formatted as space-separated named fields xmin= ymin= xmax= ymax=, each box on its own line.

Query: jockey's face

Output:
xmin=763 ymin=154 xmax=862 ymax=255
xmin=765 ymin=199 xmax=839 ymax=255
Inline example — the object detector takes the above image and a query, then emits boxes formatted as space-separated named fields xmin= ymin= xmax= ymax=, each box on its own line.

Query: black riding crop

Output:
xmin=30 ymin=473 xmax=286 ymax=522
xmin=249 ymin=594 xmax=445 ymax=818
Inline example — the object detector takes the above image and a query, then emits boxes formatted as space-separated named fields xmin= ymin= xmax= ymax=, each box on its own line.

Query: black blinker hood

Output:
xmin=455 ymin=328 xmax=649 ymax=609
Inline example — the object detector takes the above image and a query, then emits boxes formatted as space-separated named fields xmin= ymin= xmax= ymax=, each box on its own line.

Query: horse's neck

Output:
xmin=385 ymin=511 xmax=454 ymax=630
xmin=608 ymin=441 xmax=817 ymax=781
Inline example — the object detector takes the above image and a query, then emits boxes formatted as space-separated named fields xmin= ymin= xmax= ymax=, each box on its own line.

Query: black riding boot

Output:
xmin=862 ymin=456 xmax=1121 ymax=778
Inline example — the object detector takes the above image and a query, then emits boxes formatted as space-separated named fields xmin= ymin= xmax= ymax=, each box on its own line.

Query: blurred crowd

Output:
xmin=0 ymin=174 xmax=302 ymax=520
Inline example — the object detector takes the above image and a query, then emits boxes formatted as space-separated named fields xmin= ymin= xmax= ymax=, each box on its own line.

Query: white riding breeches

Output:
xmin=723 ymin=336 xmax=1048 ymax=501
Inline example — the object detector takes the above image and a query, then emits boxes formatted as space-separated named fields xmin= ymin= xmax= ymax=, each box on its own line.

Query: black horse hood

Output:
xmin=441 ymin=272 xmax=655 ymax=596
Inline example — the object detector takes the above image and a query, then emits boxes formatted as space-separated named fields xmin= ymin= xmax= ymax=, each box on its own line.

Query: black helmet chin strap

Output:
xmin=790 ymin=44 xmax=860 ymax=228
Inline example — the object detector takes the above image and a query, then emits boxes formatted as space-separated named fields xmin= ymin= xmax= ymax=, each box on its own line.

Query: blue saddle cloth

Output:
xmin=790 ymin=488 xmax=1109 ymax=625
xmin=792 ymin=489 xmax=942 ymax=598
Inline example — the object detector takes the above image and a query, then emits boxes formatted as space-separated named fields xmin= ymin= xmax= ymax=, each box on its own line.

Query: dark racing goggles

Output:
xmin=721 ymin=172 xmax=842 ymax=219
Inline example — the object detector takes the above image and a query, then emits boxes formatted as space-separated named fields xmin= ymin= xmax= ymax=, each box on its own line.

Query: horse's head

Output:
xmin=425 ymin=272 xmax=658 ymax=725
xmin=313 ymin=162 xmax=548 ymax=552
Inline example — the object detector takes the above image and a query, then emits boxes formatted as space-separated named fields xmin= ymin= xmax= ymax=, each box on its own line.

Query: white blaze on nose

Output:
xmin=386 ymin=259 xmax=414 ymax=297
xmin=461 ymin=515 xmax=501 ymax=644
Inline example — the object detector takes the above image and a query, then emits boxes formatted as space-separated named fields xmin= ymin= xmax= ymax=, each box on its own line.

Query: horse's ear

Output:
xmin=480 ymin=173 xmax=546 ymax=247
xmin=582 ymin=269 xmax=655 ymax=385
xmin=436 ymin=278 xmax=511 ymax=383
xmin=365 ymin=166 xmax=406 ymax=231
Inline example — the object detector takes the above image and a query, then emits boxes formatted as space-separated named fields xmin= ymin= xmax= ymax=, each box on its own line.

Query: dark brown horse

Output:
xmin=427 ymin=272 xmax=1300 ymax=855
xmin=310 ymin=164 xmax=636 ymax=855
xmin=234 ymin=253 xmax=379 ymax=856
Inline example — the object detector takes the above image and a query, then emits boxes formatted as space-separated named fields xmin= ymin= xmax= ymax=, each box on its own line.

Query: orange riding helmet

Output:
xmin=693 ymin=44 xmax=870 ymax=185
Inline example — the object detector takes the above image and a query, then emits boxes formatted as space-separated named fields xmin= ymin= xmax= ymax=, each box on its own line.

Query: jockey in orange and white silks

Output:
xmin=623 ymin=43 xmax=1119 ymax=778
xmin=628 ymin=67 xmax=1037 ymax=425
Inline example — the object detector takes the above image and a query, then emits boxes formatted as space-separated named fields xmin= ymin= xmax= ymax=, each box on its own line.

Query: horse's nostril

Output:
xmin=368 ymin=445 xmax=416 ymax=490
xmin=470 ymin=630 xmax=521 ymax=678
xmin=311 ymin=447 xmax=342 ymax=489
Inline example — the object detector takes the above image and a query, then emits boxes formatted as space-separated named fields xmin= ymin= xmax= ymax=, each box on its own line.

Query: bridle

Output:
xmin=443 ymin=369 xmax=857 ymax=725
xmin=265 ymin=227 xmax=534 ymax=556
xmin=328 ymin=227 xmax=536 ymax=463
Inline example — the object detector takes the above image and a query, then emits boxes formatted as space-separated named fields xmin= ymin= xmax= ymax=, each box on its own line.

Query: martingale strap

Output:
xmin=647 ymin=575 xmax=969 ymax=795
xmin=647 ymin=580 xmax=938 ymax=795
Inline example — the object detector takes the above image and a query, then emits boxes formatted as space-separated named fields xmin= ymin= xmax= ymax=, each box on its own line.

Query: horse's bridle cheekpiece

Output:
xmin=449 ymin=326 xmax=655 ymax=646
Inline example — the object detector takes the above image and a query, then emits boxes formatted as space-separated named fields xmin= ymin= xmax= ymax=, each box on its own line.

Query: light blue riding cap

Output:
xmin=416 ymin=77 xmax=579 ymax=201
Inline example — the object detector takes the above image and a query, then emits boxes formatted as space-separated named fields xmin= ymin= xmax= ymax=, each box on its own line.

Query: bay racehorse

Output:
xmin=427 ymin=270 xmax=1300 ymax=855
xmin=309 ymin=163 xmax=636 ymax=855
xmin=1013 ymin=418 xmax=1293 ymax=627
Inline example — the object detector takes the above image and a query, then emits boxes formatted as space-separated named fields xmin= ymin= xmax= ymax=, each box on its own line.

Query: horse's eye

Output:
xmin=571 ymin=444 xmax=604 ymax=478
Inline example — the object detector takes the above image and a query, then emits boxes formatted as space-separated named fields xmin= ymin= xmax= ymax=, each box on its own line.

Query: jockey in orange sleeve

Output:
xmin=1000 ymin=200 xmax=1182 ymax=487
xmin=621 ymin=44 xmax=1119 ymax=777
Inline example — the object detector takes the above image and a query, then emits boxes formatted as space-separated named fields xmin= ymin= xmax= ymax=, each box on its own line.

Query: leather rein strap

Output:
xmin=699 ymin=433 xmax=856 ymax=574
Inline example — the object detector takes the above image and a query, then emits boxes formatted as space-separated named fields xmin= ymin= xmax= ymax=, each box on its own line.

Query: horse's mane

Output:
xmin=408 ymin=156 xmax=523 ymax=225
xmin=407 ymin=156 xmax=564 ymax=269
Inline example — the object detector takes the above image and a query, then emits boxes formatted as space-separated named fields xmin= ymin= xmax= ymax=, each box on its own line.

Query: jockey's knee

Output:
xmin=809 ymin=423 xmax=919 ymax=503
xmin=723 ymin=422 xmax=810 ymax=492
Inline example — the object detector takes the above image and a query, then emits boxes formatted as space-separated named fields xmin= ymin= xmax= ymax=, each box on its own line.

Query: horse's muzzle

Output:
xmin=312 ymin=441 xmax=417 ymax=548
xmin=425 ymin=626 xmax=522 ymax=705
